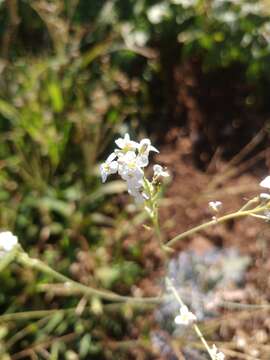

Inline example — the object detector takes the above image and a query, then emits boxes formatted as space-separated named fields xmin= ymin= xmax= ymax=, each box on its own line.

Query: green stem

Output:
xmin=166 ymin=206 xmax=267 ymax=248
xmin=17 ymin=252 xmax=161 ymax=305
xmin=193 ymin=324 xmax=214 ymax=360
xmin=153 ymin=212 xmax=162 ymax=245
xmin=237 ymin=196 xmax=260 ymax=212
xmin=0 ymin=308 xmax=74 ymax=323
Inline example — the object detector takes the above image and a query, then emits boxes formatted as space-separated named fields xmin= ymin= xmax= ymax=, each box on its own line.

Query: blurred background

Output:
xmin=0 ymin=0 xmax=270 ymax=359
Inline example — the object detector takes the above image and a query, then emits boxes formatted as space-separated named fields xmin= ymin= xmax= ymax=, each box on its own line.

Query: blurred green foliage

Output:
xmin=0 ymin=0 xmax=269 ymax=358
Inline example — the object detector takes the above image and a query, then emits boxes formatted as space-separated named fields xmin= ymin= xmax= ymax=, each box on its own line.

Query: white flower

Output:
xmin=137 ymin=139 xmax=159 ymax=167
xmin=153 ymin=164 xmax=169 ymax=178
xmin=147 ymin=3 xmax=170 ymax=24
xmin=210 ymin=344 xmax=225 ymax=360
xmin=115 ymin=133 xmax=138 ymax=153
xmin=100 ymin=153 xmax=118 ymax=183
xmin=122 ymin=24 xmax=148 ymax=48
xmin=209 ymin=201 xmax=222 ymax=212
xmin=260 ymin=193 xmax=270 ymax=201
xmin=0 ymin=231 xmax=18 ymax=252
xmin=118 ymin=152 xmax=143 ymax=179
xmin=174 ymin=305 xmax=197 ymax=326
xmin=260 ymin=176 xmax=270 ymax=190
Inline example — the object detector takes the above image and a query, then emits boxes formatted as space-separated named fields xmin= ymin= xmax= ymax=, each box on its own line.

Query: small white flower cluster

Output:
xmin=174 ymin=304 xmax=197 ymax=326
xmin=147 ymin=3 xmax=170 ymax=24
xmin=0 ymin=231 xmax=18 ymax=256
xmin=210 ymin=344 xmax=225 ymax=360
xmin=209 ymin=201 xmax=222 ymax=212
xmin=100 ymin=133 xmax=169 ymax=203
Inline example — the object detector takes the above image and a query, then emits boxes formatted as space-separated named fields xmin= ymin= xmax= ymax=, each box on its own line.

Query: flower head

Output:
xmin=210 ymin=344 xmax=225 ymax=360
xmin=153 ymin=164 xmax=169 ymax=178
xmin=260 ymin=193 xmax=270 ymax=201
xmin=174 ymin=305 xmax=197 ymax=326
xmin=147 ymin=3 xmax=170 ymax=24
xmin=100 ymin=153 xmax=118 ymax=183
xmin=0 ymin=231 xmax=18 ymax=253
xmin=115 ymin=133 xmax=138 ymax=153
xmin=100 ymin=133 xmax=167 ymax=205
xmin=209 ymin=201 xmax=222 ymax=212
xmin=260 ymin=176 xmax=270 ymax=190
xmin=137 ymin=139 xmax=159 ymax=167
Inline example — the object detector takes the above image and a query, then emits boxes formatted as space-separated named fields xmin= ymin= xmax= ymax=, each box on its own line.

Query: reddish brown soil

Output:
xmin=127 ymin=129 xmax=270 ymax=359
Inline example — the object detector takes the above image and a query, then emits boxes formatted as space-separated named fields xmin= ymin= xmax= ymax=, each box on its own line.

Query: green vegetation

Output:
xmin=0 ymin=0 xmax=269 ymax=358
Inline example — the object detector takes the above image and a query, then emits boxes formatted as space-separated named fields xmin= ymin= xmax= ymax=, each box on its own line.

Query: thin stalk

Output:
xmin=237 ymin=196 xmax=260 ymax=212
xmin=17 ymin=252 xmax=161 ymax=305
xmin=167 ymin=278 xmax=214 ymax=360
xmin=153 ymin=211 xmax=163 ymax=245
xmin=0 ymin=308 xmax=75 ymax=323
xmin=166 ymin=205 xmax=267 ymax=248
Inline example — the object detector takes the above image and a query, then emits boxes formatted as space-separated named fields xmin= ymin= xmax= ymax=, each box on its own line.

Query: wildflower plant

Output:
xmin=2 ymin=133 xmax=270 ymax=358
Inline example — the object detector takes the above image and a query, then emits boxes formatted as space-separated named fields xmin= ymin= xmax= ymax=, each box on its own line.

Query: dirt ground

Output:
xmin=126 ymin=127 xmax=270 ymax=359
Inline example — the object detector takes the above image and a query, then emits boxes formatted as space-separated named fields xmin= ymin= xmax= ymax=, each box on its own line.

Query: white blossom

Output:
xmin=137 ymin=138 xmax=159 ymax=167
xmin=174 ymin=305 xmax=197 ymax=326
xmin=209 ymin=201 xmax=222 ymax=212
xmin=121 ymin=24 xmax=148 ymax=48
xmin=0 ymin=231 xmax=18 ymax=253
xmin=260 ymin=193 xmax=270 ymax=201
xmin=100 ymin=153 xmax=118 ymax=183
xmin=260 ymin=176 xmax=270 ymax=190
xmin=115 ymin=133 xmax=139 ymax=153
xmin=210 ymin=344 xmax=225 ymax=360
xmin=153 ymin=164 xmax=169 ymax=178
xmin=147 ymin=3 xmax=170 ymax=24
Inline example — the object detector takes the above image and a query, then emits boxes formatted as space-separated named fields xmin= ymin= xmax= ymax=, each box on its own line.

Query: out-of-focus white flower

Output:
xmin=100 ymin=153 xmax=118 ymax=183
xmin=260 ymin=176 xmax=270 ymax=189
xmin=260 ymin=193 xmax=270 ymax=201
xmin=153 ymin=164 xmax=169 ymax=178
xmin=174 ymin=305 xmax=197 ymax=326
xmin=0 ymin=231 xmax=18 ymax=253
xmin=171 ymin=0 xmax=197 ymax=8
xmin=209 ymin=201 xmax=222 ymax=212
xmin=147 ymin=3 xmax=170 ymax=24
xmin=115 ymin=133 xmax=138 ymax=153
xmin=210 ymin=344 xmax=225 ymax=360
xmin=121 ymin=24 xmax=148 ymax=48
xmin=241 ymin=3 xmax=263 ymax=16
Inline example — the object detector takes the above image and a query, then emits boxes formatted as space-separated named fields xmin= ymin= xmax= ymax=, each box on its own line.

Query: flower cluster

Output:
xmin=209 ymin=201 xmax=222 ymax=212
xmin=0 ymin=231 xmax=18 ymax=255
xmin=174 ymin=305 xmax=197 ymax=326
xmin=210 ymin=344 xmax=225 ymax=360
xmin=100 ymin=133 xmax=169 ymax=203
